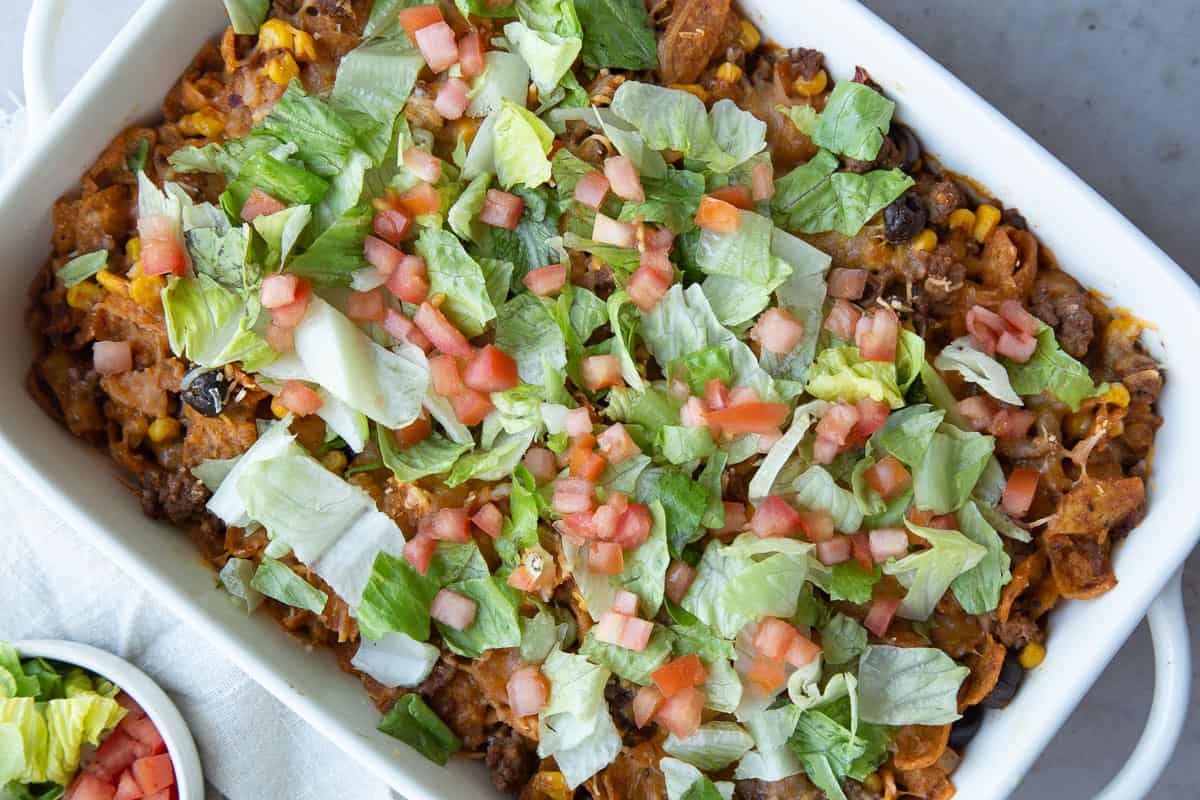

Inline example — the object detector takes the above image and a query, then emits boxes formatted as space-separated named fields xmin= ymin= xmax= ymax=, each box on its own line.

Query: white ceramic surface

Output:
xmin=14 ymin=639 xmax=204 ymax=799
xmin=2 ymin=1 xmax=1198 ymax=798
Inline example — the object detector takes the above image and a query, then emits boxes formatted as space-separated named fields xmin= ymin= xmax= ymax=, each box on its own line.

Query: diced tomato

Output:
xmin=727 ymin=386 xmax=761 ymax=407
xmin=113 ymin=771 xmax=141 ymax=800
xmin=603 ymin=156 xmax=644 ymax=202
xmin=999 ymin=299 xmax=1040 ymax=336
xmin=507 ymin=665 xmax=550 ymax=717
xmin=1002 ymin=467 xmax=1039 ymax=517
xmin=750 ymin=496 xmax=803 ymax=538
xmin=656 ymin=686 xmax=706 ymax=738
xmin=93 ymin=341 xmax=132 ymax=375
xmin=279 ymin=381 xmax=323 ymax=416
xmin=581 ymin=355 xmax=624 ymax=392
xmin=743 ymin=656 xmax=787 ymax=698
xmin=398 ymin=5 xmax=444 ymax=44
xmin=138 ymin=214 xmax=187 ymax=277
xmin=268 ymin=279 xmax=312 ymax=328
xmin=397 ymin=181 xmax=443 ymax=217
xmin=966 ymin=305 xmax=1006 ymax=354
xmin=811 ymin=436 xmax=839 ymax=465
xmin=347 ymin=289 xmax=385 ymax=322
xmin=404 ymin=533 xmax=437 ymax=574
xmin=704 ymin=402 xmax=790 ymax=436
xmin=868 ymin=527 xmax=909 ymax=563
xmin=704 ymin=379 xmax=730 ymax=410
xmin=642 ymin=224 xmax=675 ymax=254
xmin=597 ymin=423 xmax=641 ymax=465
xmin=824 ymin=298 xmax=862 ymax=341
xmin=909 ymin=508 xmax=957 ymax=530
xmin=754 ymin=617 xmax=798 ymax=660
xmin=433 ymin=78 xmax=470 ymax=121
xmin=710 ymin=501 xmax=748 ymax=537
xmin=958 ymin=395 xmax=1000 ymax=432
xmin=848 ymin=532 xmax=874 ymax=571
xmin=851 ymin=397 xmax=891 ymax=444
xmin=523 ymin=446 xmax=558 ymax=484
xmin=414 ymin=21 xmax=459 ymax=72
xmin=751 ymin=160 xmax=775 ymax=201
xmin=428 ymin=507 xmax=471 ymax=542
xmin=130 ymin=754 xmax=173 ymax=795
xmin=564 ymin=407 xmax=592 ymax=437
xmin=119 ymin=714 xmax=165 ymax=754
xmin=639 ymin=247 xmax=673 ymax=280
xmin=507 ymin=564 xmax=539 ymax=593
xmin=607 ymin=589 xmax=638 ymax=616
xmin=523 ymin=263 xmax=568 ymax=296
xmin=457 ymin=30 xmax=485 ymax=78
xmin=463 ymin=344 xmax=520 ymax=392
xmin=865 ymin=455 xmax=911 ymax=500
xmin=613 ymin=504 xmax=653 ymax=549
xmin=382 ymin=309 xmax=431 ymax=351
xmin=816 ymin=536 xmax=852 ymax=566
xmin=786 ymin=635 xmax=822 ymax=668
xmin=396 ymin=415 xmax=433 ymax=447
xmin=479 ymin=189 xmax=525 ymax=230
xmin=627 ymin=264 xmax=672 ymax=311
xmin=552 ymin=477 xmax=595 ymax=514
xmin=633 ymin=685 xmax=665 ymax=729
xmin=67 ymin=773 xmax=117 ymax=800
xmin=87 ymin=730 xmax=146 ymax=782
xmin=593 ymin=610 xmax=629 ymax=644
xmin=592 ymin=213 xmax=638 ymax=248
xmin=816 ymin=402 xmax=860 ymax=447
xmin=588 ymin=541 xmax=624 ymax=575
xmin=694 ymin=195 xmax=741 ymax=233
xmin=707 ymin=184 xmax=753 ymax=210
xmin=828 ymin=268 xmax=868 ymax=300
xmin=990 ymin=407 xmax=1037 ymax=440
xmin=751 ymin=307 xmax=805 ymax=354
xmin=997 ymin=330 xmax=1038 ymax=363
xmin=616 ymin=616 xmax=655 ymax=652
xmin=373 ymin=208 xmax=412 ymax=245
xmin=428 ymin=354 xmax=463 ymax=397
xmin=431 ymin=589 xmax=478 ymax=630
xmin=653 ymin=654 xmax=707 ymax=697
xmin=796 ymin=510 xmax=834 ymax=543
xmin=240 ymin=188 xmax=286 ymax=222
xmin=403 ymin=147 xmax=443 ymax=184
xmin=451 ymin=389 xmax=493 ymax=425
xmin=569 ymin=443 xmax=607 ymax=481
xmin=386 ymin=255 xmax=430 ymax=305
xmin=664 ymin=560 xmax=697 ymax=604
xmin=855 ymin=306 xmax=900 ymax=362
xmin=574 ymin=171 xmax=611 ymax=210
xmin=414 ymin=302 xmax=472 ymax=357
xmin=677 ymin=396 xmax=706 ymax=429
xmin=864 ymin=595 xmax=901 ymax=637
xmin=261 ymin=273 xmax=301 ymax=308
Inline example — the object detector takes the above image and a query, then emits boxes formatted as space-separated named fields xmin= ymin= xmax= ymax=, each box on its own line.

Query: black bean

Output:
xmin=890 ymin=122 xmax=921 ymax=173
xmin=979 ymin=651 xmax=1025 ymax=709
xmin=884 ymin=191 xmax=927 ymax=243
xmin=180 ymin=370 xmax=229 ymax=417
xmin=949 ymin=704 xmax=984 ymax=750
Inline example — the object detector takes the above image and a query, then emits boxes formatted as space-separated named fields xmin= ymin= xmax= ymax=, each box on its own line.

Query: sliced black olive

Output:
xmin=180 ymin=369 xmax=229 ymax=417
xmin=890 ymin=122 xmax=921 ymax=173
xmin=1002 ymin=207 xmax=1028 ymax=230
xmin=979 ymin=651 xmax=1025 ymax=709
xmin=883 ymin=191 xmax=927 ymax=243
xmin=949 ymin=704 xmax=984 ymax=750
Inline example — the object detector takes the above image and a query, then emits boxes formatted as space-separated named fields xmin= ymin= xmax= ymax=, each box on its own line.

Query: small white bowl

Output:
xmin=13 ymin=639 xmax=203 ymax=800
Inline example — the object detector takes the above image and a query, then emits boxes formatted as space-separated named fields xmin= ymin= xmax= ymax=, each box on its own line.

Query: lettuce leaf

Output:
xmin=882 ymin=521 xmax=988 ymax=620
xmin=662 ymin=758 xmax=734 ymax=800
xmin=934 ymin=337 xmax=1023 ymax=405
xmin=821 ymin=612 xmax=868 ymax=665
xmin=492 ymin=100 xmax=555 ymax=189
xmin=949 ymin=500 xmax=1012 ymax=614
xmin=253 ymin=204 xmax=312 ymax=269
xmin=446 ymin=427 xmax=536 ymax=486
xmin=218 ymin=557 xmax=264 ymax=613
xmin=805 ymin=345 xmax=904 ymax=408
xmin=261 ymin=82 xmax=359 ymax=178
xmin=1006 ymin=323 xmax=1100 ymax=410
xmin=169 ymin=132 xmax=292 ymax=181
xmin=870 ymin=404 xmax=944 ymax=468
xmin=357 ymin=550 xmax=441 ymax=641
xmin=288 ymin=204 xmax=374 ymax=285
xmin=162 ymin=274 xmax=276 ymax=372
xmin=787 ymin=704 xmax=868 ymax=800
xmin=606 ymin=290 xmax=646 ymax=390
xmin=810 ymin=81 xmax=895 ymax=161
xmin=494 ymin=291 xmax=568 ymax=384
xmin=436 ymin=576 xmax=522 ymax=658
xmin=758 ymin=229 xmax=833 ymax=390
xmin=537 ymin=649 xmax=616 ymax=787
xmin=663 ymin=721 xmax=755 ymax=771
xmin=503 ymin=22 xmax=582 ymax=97
xmin=656 ymin=426 xmax=715 ymax=464
xmin=56 ymin=251 xmax=107 ymax=288
xmin=827 ymin=562 xmax=880 ymax=604
xmin=610 ymin=501 xmax=670 ymax=616
xmin=772 ymin=149 xmax=912 ymax=237
xmin=515 ymin=0 xmax=582 ymax=37
xmin=40 ymin=694 xmax=126 ymax=784
xmin=636 ymin=466 xmax=710 ymax=559
xmin=250 ymin=557 xmax=329 ymax=614
xmin=857 ymin=645 xmax=969 ymax=725
xmin=330 ymin=35 xmax=423 ymax=161
xmin=579 ymin=626 xmax=674 ymax=684
xmin=352 ymin=632 xmax=440 ymax=689
xmin=912 ymin=424 xmax=995 ymax=514
xmin=467 ymin=51 xmax=530 ymax=119
xmin=222 ymin=0 xmax=269 ymax=34
xmin=575 ymin=0 xmax=657 ymax=70
xmin=414 ymin=227 xmax=496 ymax=336
xmin=789 ymin=465 xmax=863 ymax=533
xmin=618 ymin=167 xmax=705 ymax=234
xmin=748 ymin=401 xmax=823 ymax=501
xmin=377 ymin=694 xmax=461 ymax=765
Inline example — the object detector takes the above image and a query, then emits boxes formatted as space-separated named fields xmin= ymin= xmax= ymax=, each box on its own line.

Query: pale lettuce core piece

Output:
xmin=351 ymin=632 xmax=440 ymax=688
xmin=856 ymin=645 xmax=969 ymax=726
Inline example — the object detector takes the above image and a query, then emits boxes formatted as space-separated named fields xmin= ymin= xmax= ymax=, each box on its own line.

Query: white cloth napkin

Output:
xmin=0 ymin=465 xmax=401 ymax=800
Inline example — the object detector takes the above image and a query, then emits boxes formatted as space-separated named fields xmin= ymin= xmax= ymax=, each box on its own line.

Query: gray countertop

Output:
xmin=2 ymin=1 xmax=1197 ymax=797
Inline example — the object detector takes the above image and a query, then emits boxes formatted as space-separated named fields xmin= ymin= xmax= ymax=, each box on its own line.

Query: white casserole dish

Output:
xmin=6 ymin=1 xmax=1197 ymax=798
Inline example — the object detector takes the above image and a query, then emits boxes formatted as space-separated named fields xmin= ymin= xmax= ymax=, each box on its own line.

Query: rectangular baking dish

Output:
xmin=4 ymin=1 xmax=1198 ymax=798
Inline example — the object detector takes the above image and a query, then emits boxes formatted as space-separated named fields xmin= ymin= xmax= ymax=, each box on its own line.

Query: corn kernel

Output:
xmin=179 ymin=108 xmax=225 ymax=139
xmin=66 ymin=282 xmax=100 ymax=310
xmin=267 ymin=53 xmax=300 ymax=87
xmin=125 ymin=237 xmax=142 ymax=264
xmin=1019 ymin=642 xmax=1046 ymax=670
xmin=738 ymin=19 xmax=761 ymax=51
xmin=96 ymin=269 xmax=129 ymax=296
xmin=911 ymin=228 xmax=938 ymax=252
xmin=948 ymin=208 xmax=976 ymax=232
xmin=321 ymin=450 xmax=348 ymax=473
xmin=147 ymin=417 xmax=181 ymax=444
xmin=291 ymin=29 xmax=317 ymax=62
xmin=669 ymin=83 xmax=709 ymax=103
xmin=793 ymin=69 xmax=828 ymax=96
xmin=130 ymin=275 xmax=165 ymax=309
xmin=1100 ymin=382 xmax=1131 ymax=408
xmin=715 ymin=62 xmax=743 ymax=83
xmin=862 ymin=773 xmax=883 ymax=793
xmin=973 ymin=203 xmax=1002 ymax=243
xmin=271 ymin=398 xmax=290 ymax=419
xmin=258 ymin=19 xmax=294 ymax=51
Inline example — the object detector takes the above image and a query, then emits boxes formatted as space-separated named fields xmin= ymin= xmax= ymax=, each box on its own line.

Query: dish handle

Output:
xmin=22 ymin=0 xmax=66 ymax=134
xmin=1094 ymin=568 xmax=1190 ymax=800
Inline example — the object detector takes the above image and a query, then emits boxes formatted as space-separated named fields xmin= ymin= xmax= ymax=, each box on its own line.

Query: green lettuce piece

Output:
xmin=772 ymin=149 xmax=913 ymax=236
xmin=222 ymin=0 xmax=269 ymax=34
xmin=219 ymin=557 xmax=265 ymax=613
xmin=857 ymin=645 xmax=969 ymax=726
xmin=575 ymin=0 xmax=657 ymax=70
xmin=414 ymin=227 xmax=496 ymax=336
xmin=185 ymin=224 xmax=252 ymax=293
xmin=262 ymin=81 xmax=359 ymax=178
xmin=636 ymin=466 xmax=709 ymax=559
xmin=436 ymin=577 xmax=522 ymax=658
xmin=618 ymin=167 xmax=705 ymax=233
xmin=748 ymin=403 xmax=822 ymax=502
xmin=253 ymin=205 xmax=312 ymax=269
xmin=698 ymin=451 xmax=728 ymax=529
xmin=377 ymin=694 xmax=461 ymax=765
xmin=550 ymin=148 xmax=594 ymax=202
xmin=662 ymin=759 xmax=730 ymax=800
xmin=288 ymin=204 xmax=373 ymax=285
xmin=805 ymin=345 xmax=904 ymax=408
xmin=169 ymin=132 xmax=291 ymax=181
xmin=758 ymin=229 xmax=833 ymax=389
xmin=537 ymin=648 xmax=621 ymax=787
xmin=520 ymin=606 xmax=567 ymax=664
xmin=43 ymin=694 xmax=126 ymax=783
xmin=221 ymin=152 xmax=329 ymax=221
xmin=493 ymin=100 xmax=555 ymax=189
xmin=606 ymin=385 xmax=682 ymax=430
xmin=778 ymin=103 xmax=820 ymax=137
xmin=978 ymin=500 xmax=1032 ymax=543
xmin=503 ymin=22 xmax=582 ymax=97
xmin=0 ymin=697 xmax=46 ymax=783
xmin=560 ymin=232 xmax=641 ymax=280
xmin=827 ymin=562 xmax=880 ymax=604
xmin=950 ymin=500 xmax=1013 ymax=614
xmin=448 ymin=173 xmax=492 ymax=244
xmin=455 ymin=0 xmax=516 ymax=17
xmin=912 ymin=424 xmax=995 ymax=514
xmin=483 ymin=203 xmax=565 ymax=285
xmin=515 ymin=0 xmax=581 ymax=36
xmin=538 ymin=648 xmax=610 ymax=733
xmin=494 ymin=291 xmax=568 ymax=384
xmin=883 ymin=521 xmax=988 ymax=620
xmin=663 ymin=721 xmax=755 ymax=771
xmin=579 ymin=626 xmax=673 ymax=684
xmin=787 ymin=705 xmax=868 ymax=800
xmin=378 ymin=427 xmax=470 ymax=483
xmin=162 ymin=274 xmax=276 ymax=371
xmin=1006 ymin=323 xmax=1100 ymax=410
xmin=605 ymin=291 xmax=645 ymax=391
xmin=934 ymin=336 xmax=1023 ymax=405
xmin=480 ymin=257 xmax=515 ymax=309
xmin=357 ymin=550 xmax=441 ymax=641
xmin=692 ymin=210 xmax=794 ymax=324
xmin=251 ymin=557 xmax=329 ymax=614
xmin=601 ymin=453 xmax=652 ymax=495
xmin=789 ymin=465 xmax=862 ymax=533
xmin=569 ymin=287 xmax=608 ymax=342
xmin=822 ymin=613 xmax=868 ymax=665
xmin=810 ymin=81 xmax=895 ymax=161
xmin=56 ymin=251 xmax=107 ymax=288
xmin=467 ymin=50 xmax=530 ymax=119
xmin=497 ymin=466 xmax=545 ymax=567
xmin=665 ymin=600 xmax=736 ymax=663
xmin=446 ymin=428 xmax=536 ymax=487
xmin=0 ymin=647 xmax=37 ymax=700
xmin=330 ymin=36 xmax=423 ymax=161
xmin=610 ymin=501 xmax=670 ymax=617
xmin=871 ymin=404 xmax=944 ymax=468
xmin=655 ymin=427 xmax=715 ymax=464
